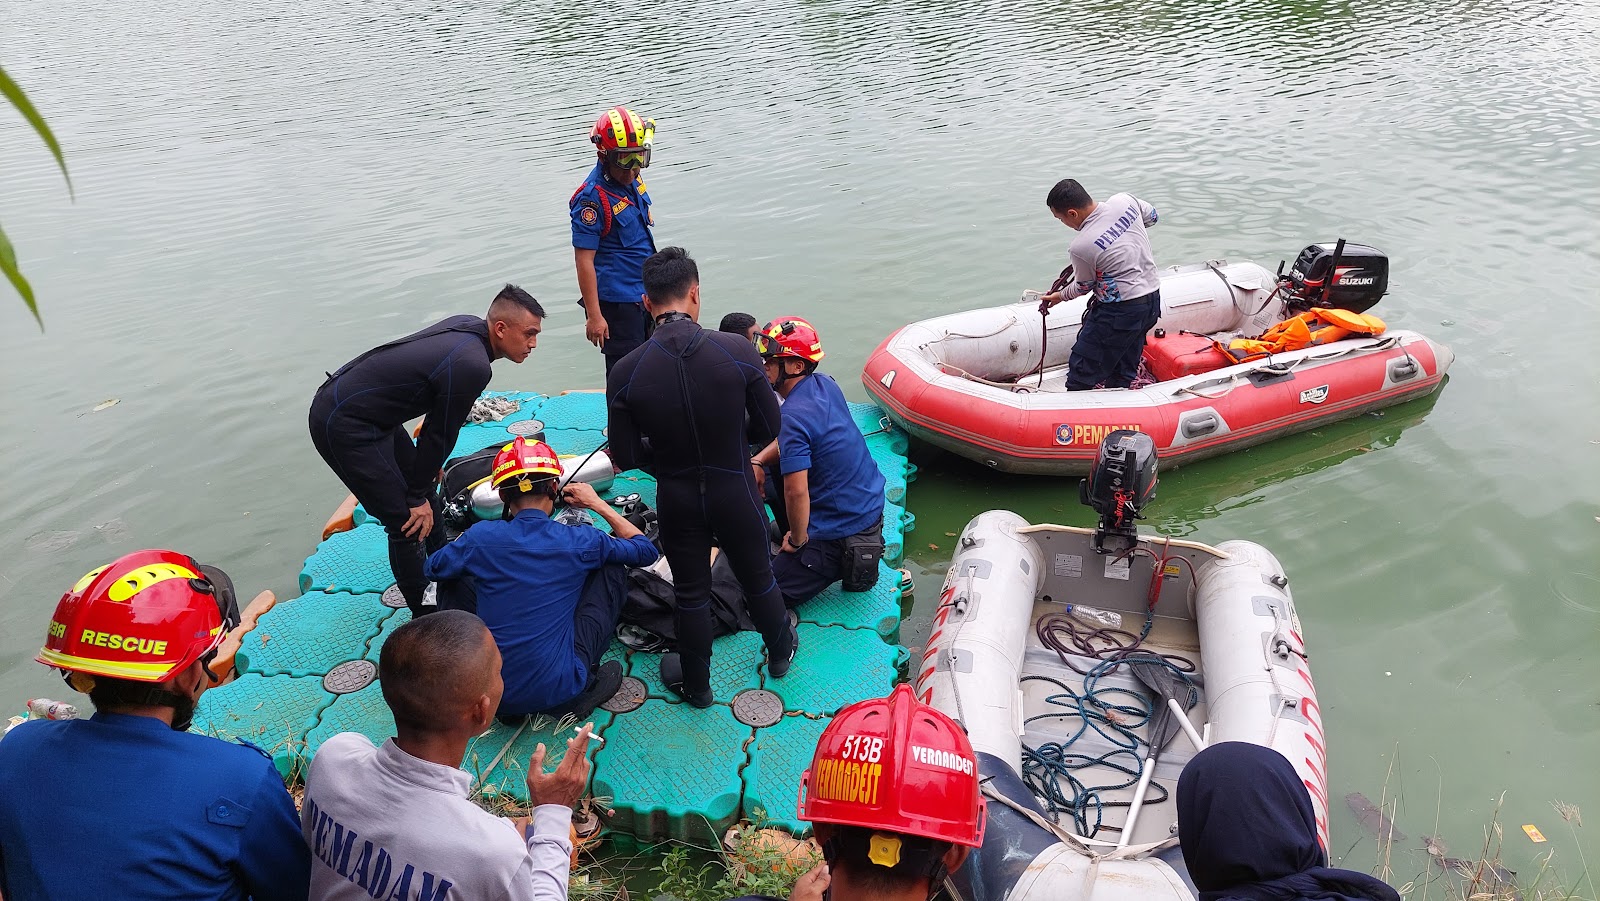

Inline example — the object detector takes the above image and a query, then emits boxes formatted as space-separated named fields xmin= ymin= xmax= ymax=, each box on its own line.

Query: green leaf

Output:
xmin=0 ymin=63 xmax=72 ymax=196
xmin=0 ymin=221 xmax=43 ymax=328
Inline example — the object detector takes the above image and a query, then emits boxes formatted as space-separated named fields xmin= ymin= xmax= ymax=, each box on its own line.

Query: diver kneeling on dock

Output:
xmin=740 ymin=684 xmax=985 ymax=901
xmin=0 ymin=551 xmax=310 ymax=901
xmin=425 ymin=437 xmax=658 ymax=720
xmin=749 ymin=316 xmax=887 ymax=607
xmin=302 ymin=610 xmax=594 ymax=901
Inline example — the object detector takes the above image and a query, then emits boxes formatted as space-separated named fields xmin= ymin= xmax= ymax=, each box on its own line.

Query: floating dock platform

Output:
xmin=190 ymin=390 xmax=915 ymax=842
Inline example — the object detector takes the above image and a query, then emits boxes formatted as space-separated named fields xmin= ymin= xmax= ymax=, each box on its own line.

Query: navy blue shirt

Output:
xmin=569 ymin=162 xmax=655 ymax=306
xmin=425 ymin=509 xmax=658 ymax=713
xmin=0 ymin=712 xmax=310 ymax=901
xmin=778 ymin=373 xmax=885 ymax=541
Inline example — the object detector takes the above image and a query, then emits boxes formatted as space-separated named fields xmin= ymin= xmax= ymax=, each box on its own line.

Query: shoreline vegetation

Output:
xmin=1341 ymin=757 xmax=1592 ymax=901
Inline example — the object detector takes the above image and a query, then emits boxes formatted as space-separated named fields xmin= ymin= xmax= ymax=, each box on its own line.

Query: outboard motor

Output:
xmin=1079 ymin=430 xmax=1158 ymax=554
xmin=1278 ymin=238 xmax=1389 ymax=314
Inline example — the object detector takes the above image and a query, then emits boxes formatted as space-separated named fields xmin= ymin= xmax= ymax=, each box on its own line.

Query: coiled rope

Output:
xmin=1019 ymin=542 xmax=1201 ymax=839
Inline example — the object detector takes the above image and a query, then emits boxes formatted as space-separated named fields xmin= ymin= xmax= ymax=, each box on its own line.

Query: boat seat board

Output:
xmin=194 ymin=392 xmax=916 ymax=841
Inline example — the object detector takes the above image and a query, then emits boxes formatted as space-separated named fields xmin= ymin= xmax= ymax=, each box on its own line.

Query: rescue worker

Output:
xmin=606 ymin=246 xmax=797 ymax=708
xmin=424 ymin=438 xmax=658 ymax=720
xmin=776 ymin=684 xmax=985 ymax=901
xmin=309 ymin=285 xmax=544 ymax=618
xmin=0 ymin=550 xmax=310 ymax=900
xmin=749 ymin=317 xmax=886 ymax=607
xmin=719 ymin=311 xmax=760 ymax=342
xmin=571 ymin=105 xmax=658 ymax=374
xmin=1037 ymin=179 xmax=1162 ymax=390
xmin=1178 ymin=742 xmax=1402 ymax=901
xmin=302 ymin=610 xmax=593 ymax=901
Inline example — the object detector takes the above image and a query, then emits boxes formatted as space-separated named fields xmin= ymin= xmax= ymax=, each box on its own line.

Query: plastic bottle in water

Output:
xmin=1064 ymin=604 xmax=1123 ymax=630
xmin=26 ymin=698 xmax=78 ymax=720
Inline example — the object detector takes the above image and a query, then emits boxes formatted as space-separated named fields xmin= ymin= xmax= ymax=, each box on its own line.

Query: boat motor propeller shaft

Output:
xmin=1080 ymin=430 xmax=1158 ymax=554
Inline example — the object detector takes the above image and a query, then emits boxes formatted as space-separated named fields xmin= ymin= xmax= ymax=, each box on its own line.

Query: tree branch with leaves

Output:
xmin=2 ymin=63 xmax=72 ymax=329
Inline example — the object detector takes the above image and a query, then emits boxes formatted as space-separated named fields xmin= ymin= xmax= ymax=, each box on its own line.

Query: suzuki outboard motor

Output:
xmin=1079 ymin=430 xmax=1158 ymax=554
xmin=1279 ymin=238 xmax=1389 ymax=314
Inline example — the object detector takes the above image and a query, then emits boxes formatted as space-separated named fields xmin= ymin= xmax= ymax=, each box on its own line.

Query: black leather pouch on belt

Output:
xmin=841 ymin=518 xmax=886 ymax=593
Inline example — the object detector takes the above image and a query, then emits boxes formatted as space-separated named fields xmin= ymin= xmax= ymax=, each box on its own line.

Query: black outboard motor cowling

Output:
xmin=1078 ymin=430 xmax=1158 ymax=553
xmin=1280 ymin=239 xmax=1389 ymax=314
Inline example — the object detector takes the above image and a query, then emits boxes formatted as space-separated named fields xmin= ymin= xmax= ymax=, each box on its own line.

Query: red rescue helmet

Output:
xmin=798 ymin=684 xmax=986 ymax=848
xmin=491 ymin=437 xmax=563 ymax=492
xmin=37 ymin=550 xmax=228 ymax=685
xmin=590 ymin=105 xmax=655 ymax=169
xmin=755 ymin=316 xmax=825 ymax=365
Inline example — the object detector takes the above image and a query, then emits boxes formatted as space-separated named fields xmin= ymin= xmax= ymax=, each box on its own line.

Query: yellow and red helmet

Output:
xmin=37 ymin=550 xmax=227 ymax=685
xmin=798 ymin=684 xmax=986 ymax=848
xmin=756 ymin=316 xmax=825 ymax=364
xmin=590 ymin=105 xmax=655 ymax=168
xmin=491 ymin=437 xmax=563 ymax=492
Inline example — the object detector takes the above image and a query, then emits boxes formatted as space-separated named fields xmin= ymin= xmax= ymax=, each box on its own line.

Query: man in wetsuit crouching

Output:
xmin=309 ymin=285 xmax=544 ymax=618
xmin=606 ymin=247 xmax=798 ymax=707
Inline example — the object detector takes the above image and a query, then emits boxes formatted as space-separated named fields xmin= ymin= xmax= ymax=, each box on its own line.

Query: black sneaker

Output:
xmin=660 ymin=653 xmax=714 ymax=708
xmin=546 ymin=661 xmax=624 ymax=720
xmin=768 ymin=611 xmax=800 ymax=679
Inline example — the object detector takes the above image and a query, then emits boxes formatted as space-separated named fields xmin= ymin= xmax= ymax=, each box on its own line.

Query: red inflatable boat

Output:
xmin=862 ymin=243 xmax=1453 ymax=475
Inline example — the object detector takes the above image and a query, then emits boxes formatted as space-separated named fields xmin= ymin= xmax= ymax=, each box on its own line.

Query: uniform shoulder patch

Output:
xmin=578 ymin=202 xmax=599 ymax=226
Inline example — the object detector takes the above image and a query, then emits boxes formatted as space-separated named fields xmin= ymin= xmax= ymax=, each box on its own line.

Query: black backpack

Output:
xmin=617 ymin=551 xmax=756 ymax=652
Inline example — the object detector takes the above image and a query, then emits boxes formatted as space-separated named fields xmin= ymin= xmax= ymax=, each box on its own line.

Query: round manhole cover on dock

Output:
xmin=323 ymin=659 xmax=377 ymax=694
xmin=732 ymin=689 xmax=784 ymax=727
xmin=380 ymin=585 xmax=408 ymax=609
xmin=601 ymin=676 xmax=647 ymax=713
xmin=507 ymin=419 xmax=546 ymax=438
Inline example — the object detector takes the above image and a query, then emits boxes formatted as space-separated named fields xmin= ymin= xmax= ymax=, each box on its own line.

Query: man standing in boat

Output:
xmin=1038 ymin=179 xmax=1162 ymax=390
xmin=309 ymin=285 xmax=545 ymax=618
xmin=749 ymin=316 xmax=887 ymax=607
xmin=571 ymin=104 xmax=657 ymax=375
xmin=606 ymin=246 xmax=798 ymax=708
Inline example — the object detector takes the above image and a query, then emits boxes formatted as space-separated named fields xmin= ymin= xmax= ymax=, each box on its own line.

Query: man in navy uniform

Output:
xmin=571 ymin=105 xmax=658 ymax=374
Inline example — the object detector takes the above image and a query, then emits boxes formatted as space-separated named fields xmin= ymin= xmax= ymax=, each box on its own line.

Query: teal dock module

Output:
xmin=191 ymin=390 xmax=915 ymax=842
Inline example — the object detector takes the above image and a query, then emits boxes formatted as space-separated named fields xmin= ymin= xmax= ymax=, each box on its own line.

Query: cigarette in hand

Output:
xmin=573 ymin=725 xmax=604 ymax=746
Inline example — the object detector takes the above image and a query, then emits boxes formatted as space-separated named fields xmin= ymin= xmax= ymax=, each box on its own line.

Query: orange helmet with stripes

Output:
xmin=590 ymin=105 xmax=655 ymax=168
xmin=491 ymin=437 xmax=564 ymax=492
xmin=756 ymin=316 xmax=826 ymax=364
xmin=37 ymin=550 xmax=228 ymax=685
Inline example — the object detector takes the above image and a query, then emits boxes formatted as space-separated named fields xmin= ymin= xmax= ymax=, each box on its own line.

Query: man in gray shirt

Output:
xmin=1039 ymin=179 xmax=1162 ymax=390
xmin=301 ymin=610 xmax=592 ymax=901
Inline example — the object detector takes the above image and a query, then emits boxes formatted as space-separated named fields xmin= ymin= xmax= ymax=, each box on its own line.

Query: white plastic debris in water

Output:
xmin=90 ymin=398 xmax=119 ymax=413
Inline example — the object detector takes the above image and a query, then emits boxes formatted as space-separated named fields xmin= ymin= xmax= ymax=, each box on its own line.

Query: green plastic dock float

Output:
xmin=189 ymin=390 xmax=915 ymax=842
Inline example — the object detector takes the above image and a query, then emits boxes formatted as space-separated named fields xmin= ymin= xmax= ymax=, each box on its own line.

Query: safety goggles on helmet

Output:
xmin=757 ymin=316 xmax=825 ymax=364
xmin=607 ymin=146 xmax=652 ymax=170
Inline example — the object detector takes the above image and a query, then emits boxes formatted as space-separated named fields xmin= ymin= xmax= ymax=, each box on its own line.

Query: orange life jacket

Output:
xmin=1220 ymin=308 xmax=1385 ymax=363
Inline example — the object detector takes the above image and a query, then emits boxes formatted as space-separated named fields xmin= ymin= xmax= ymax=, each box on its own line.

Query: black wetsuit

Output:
xmin=606 ymin=315 xmax=793 ymax=693
xmin=308 ymin=316 xmax=494 ymax=615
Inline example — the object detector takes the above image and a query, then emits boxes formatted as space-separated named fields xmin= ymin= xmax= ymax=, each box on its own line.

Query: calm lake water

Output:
xmin=4 ymin=0 xmax=1598 ymax=883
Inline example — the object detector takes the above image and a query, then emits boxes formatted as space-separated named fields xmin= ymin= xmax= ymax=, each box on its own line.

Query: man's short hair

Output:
xmin=1046 ymin=179 xmax=1093 ymax=213
xmin=489 ymin=283 xmax=546 ymax=321
xmin=719 ymin=312 xmax=757 ymax=336
xmin=642 ymin=247 xmax=699 ymax=304
xmin=379 ymin=610 xmax=494 ymax=733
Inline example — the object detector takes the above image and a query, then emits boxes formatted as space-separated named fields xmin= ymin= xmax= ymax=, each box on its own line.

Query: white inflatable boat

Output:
xmin=916 ymin=436 xmax=1325 ymax=901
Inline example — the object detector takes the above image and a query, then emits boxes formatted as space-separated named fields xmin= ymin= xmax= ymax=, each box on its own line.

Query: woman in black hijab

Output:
xmin=1177 ymin=742 xmax=1402 ymax=901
